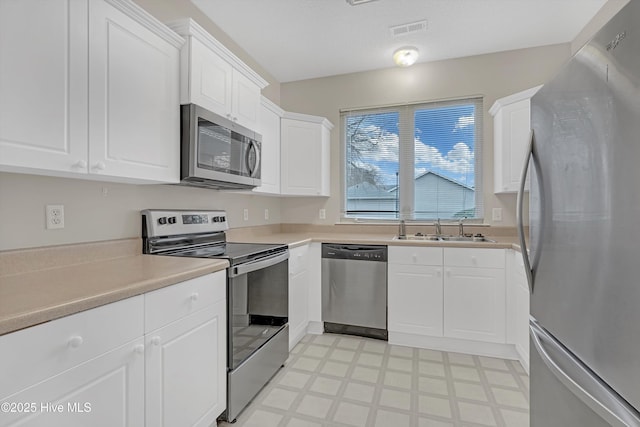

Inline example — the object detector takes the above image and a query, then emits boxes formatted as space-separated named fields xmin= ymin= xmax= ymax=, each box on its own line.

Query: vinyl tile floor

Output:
xmin=218 ymin=334 xmax=529 ymax=427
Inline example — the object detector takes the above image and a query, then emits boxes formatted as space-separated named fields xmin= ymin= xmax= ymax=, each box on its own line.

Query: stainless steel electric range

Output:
xmin=141 ymin=209 xmax=289 ymax=422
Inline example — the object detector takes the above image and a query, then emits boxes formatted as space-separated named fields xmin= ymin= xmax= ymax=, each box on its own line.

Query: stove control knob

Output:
xmin=220 ymin=216 xmax=226 ymax=222
xmin=168 ymin=216 xmax=177 ymax=224
xmin=158 ymin=217 xmax=167 ymax=225
xmin=212 ymin=216 xmax=220 ymax=222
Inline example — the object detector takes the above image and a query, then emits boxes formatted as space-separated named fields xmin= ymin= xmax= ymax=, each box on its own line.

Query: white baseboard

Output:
xmin=389 ymin=331 xmax=521 ymax=361
xmin=306 ymin=321 xmax=323 ymax=335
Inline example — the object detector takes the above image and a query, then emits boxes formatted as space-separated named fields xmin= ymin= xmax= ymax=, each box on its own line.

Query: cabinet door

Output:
xmin=289 ymin=245 xmax=309 ymax=349
xmin=231 ymin=69 xmax=260 ymax=130
xmin=512 ymin=254 xmax=530 ymax=369
xmin=281 ymin=119 xmax=322 ymax=195
xmin=0 ymin=0 xmax=89 ymax=176
xmin=88 ymin=0 xmax=180 ymax=183
xmin=253 ymin=101 xmax=281 ymax=194
xmin=1 ymin=339 xmax=145 ymax=427
xmin=494 ymin=99 xmax=531 ymax=193
xmin=444 ymin=267 xmax=506 ymax=343
xmin=145 ymin=302 xmax=226 ymax=427
xmin=388 ymin=264 xmax=444 ymax=337
xmin=189 ymin=37 xmax=233 ymax=118
xmin=289 ymin=268 xmax=310 ymax=350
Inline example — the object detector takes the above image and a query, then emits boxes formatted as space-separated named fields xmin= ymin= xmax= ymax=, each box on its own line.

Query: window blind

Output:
xmin=342 ymin=97 xmax=483 ymax=221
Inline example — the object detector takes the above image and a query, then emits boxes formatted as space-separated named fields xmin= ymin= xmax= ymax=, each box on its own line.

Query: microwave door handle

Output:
xmin=246 ymin=141 xmax=260 ymax=178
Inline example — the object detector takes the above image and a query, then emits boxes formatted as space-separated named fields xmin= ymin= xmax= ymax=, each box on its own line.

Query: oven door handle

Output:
xmin=229 ymin=251 xmax=289 ymax=277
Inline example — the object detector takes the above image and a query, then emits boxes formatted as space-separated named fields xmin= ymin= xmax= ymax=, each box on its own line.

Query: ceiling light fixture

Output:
xmin=393 ymin=46 xmax=419 ymax=67
xmin=345 ymin=0 xmax=379 ymax=5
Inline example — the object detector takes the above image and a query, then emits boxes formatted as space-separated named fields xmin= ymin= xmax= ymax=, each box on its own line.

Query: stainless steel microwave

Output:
xmin=180 ymin=104 xmax=261 ymax=189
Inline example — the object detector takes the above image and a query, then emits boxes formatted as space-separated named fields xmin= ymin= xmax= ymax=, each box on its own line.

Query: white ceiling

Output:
xmin=191 ymin=0 xmax=607 ymax=83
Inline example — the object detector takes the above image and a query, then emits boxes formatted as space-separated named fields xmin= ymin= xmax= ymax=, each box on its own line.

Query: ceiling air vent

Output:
xmin=390 ymin=20 xmax=428 ymax=37
xmin=345 ymin=0 xmax=379 ymax=5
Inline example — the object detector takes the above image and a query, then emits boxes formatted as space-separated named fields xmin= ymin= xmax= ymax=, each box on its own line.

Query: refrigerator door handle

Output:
xmin=517 ymin=130 xmax=535 ymax=293
xmin=530 ymin=319 xmax=640 ymax=427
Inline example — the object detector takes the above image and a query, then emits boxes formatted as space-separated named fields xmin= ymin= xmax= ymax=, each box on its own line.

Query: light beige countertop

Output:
xmin=227 ymin=230 xmax=523 ymax=252
xmin=0 ymin=227 xmax=524 ymax=336
xmin=0 ymin=238 xmax=227 ymax=336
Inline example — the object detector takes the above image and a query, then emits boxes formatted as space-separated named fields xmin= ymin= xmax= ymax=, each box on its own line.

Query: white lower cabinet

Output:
xmin=0 ymin=272 xmax=227 ymax=427
xmin=0 ymin=296 xmax=145 ymax=427
xmin=144 ymin=271 xmax=227 ymax=427
xmin=443 ymin=266 xmax=506 ymax=343
xmin=388 ymin=246 xmax=511 ymax=359
xmin=443 ymin=248 xmax=506 ymax=344
xmin=507 ymin=249 xmax=530 ymax=372
xmin=145 ymin=300 xmax=226 ymax=427
xmin=288 ymin=245 xmax=310 ymax=349
xmin=1 ymin=338 xmax=145 ymax=427
xmin=388 ymin=247 xmax=444 ymax=338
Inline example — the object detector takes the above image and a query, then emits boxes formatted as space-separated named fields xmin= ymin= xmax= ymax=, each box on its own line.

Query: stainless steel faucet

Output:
xmin=435 ymin=218 xmax=441 ymax=235
xmin=398 ymin=220 xmax=406 ymax=239
xmin=458 ymin=218 xmax=465 ymax=236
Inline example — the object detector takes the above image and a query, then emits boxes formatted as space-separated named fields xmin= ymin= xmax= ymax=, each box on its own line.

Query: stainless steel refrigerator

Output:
xmin=517 ymin=0 xmax=640 ymax=425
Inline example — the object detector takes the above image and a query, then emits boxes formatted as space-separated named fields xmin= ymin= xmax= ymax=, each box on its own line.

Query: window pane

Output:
xmin=345 ymin=111 xmax=400 ymax=219
xmin=414 ymin=104 xmax=477 ymax=220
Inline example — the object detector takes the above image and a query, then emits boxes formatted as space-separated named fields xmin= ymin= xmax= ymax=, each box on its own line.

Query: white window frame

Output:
xmin=341 ymin=97 xmax=484 ymax=222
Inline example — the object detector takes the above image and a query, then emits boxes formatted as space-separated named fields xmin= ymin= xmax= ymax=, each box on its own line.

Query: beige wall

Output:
xmin=0 ymin=172 xmax=282 ymax=251
xmin=132 ymin=0 xmax=281 ymax=104
xmin=279 ymin=43 xmax=572 ymax=227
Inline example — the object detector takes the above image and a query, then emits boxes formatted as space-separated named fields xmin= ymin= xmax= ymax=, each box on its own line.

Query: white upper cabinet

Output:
xmin=88 ymin=0 xmax=182 ymax=183
xmin=281 ymin=112 xmax=333 ymax=197
xmin=0 ymin=0 xmax=183 ymax=184
xmin=0 ymin=0 xmax=89 ymax=176
xmin=254 ymin=97 xmax=284 ymax=195
xmin=490 ymin=85 xmax=542 ymax=193
xmin=168 ymin=19 xmax=267 ymax=131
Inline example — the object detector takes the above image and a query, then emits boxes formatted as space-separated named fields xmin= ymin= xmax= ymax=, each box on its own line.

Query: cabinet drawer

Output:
xmin=0 ymin=295 xmax=143 ymax=399
xmin=444 ymin=248 xmax=505 ymax=269
xmin=145 ymin=271 xmax=226 ymax=332
xmin=389 ymin=246 xmax=442 ymax=266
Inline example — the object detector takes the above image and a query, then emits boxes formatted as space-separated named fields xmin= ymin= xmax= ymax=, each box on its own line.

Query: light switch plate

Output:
xmin=243 ymin=209 xmax=249 ymax=221
xmin=492 ymin=207 xmax=503 ymax=221
xmin=319 ymin=209 xmax=326 ymax=220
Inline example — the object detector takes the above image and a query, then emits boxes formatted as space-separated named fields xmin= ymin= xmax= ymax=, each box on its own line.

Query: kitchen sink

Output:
xmin=394 ymin=234 xmax=495 ymax=243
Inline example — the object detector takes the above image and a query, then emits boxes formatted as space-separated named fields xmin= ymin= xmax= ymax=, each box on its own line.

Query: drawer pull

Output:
xmin=471 ymin=256 xmax=478 ymax=265
xmin=68 ymin=335 xmax=84 ymax=349
xmin=151 ymin=336 xmax=161 ymax=346
xmin=190 ymin=292 xmax=200 ymax=302
xmin=134 ymin=344 xmax=145 ymax=354
xmin=412 ymin=254 xmax=417 ymax=263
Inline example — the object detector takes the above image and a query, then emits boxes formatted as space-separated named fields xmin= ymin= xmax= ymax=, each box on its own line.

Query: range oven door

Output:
xmin=225 ymin=250 xmax=289 ymax=422
xmin=227 ymin=251 xmax=289 ymax=370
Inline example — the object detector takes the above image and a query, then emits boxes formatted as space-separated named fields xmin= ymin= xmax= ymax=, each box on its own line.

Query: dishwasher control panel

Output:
xmin=321 ymin=244 xmax=387 ymax=262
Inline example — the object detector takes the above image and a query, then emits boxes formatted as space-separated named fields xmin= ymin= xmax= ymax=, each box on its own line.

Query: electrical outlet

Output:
xmin=243 ymin=208 xmax=249 ymax=221
xmin=319 ymin=209 xmax=326 ymax=220
xmin=492 ymin=207 xmax=503 ymax=222
xmin=46 ymin=205 xmax=65 ymax=229
xmin=264 ymin=209 xmax=269 ymax=220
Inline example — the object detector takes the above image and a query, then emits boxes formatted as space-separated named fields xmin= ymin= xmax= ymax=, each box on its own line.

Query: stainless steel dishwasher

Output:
xmin=321 ymin=244 xmax=388 ymax=340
